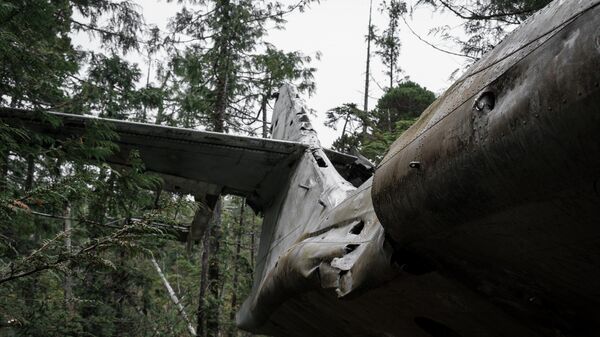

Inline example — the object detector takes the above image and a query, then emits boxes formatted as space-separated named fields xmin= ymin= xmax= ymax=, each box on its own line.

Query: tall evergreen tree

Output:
xmin=363 ymin=0 xmax=375 ymax=124
xmin=376 ymin=0 xmax=406 ymax=88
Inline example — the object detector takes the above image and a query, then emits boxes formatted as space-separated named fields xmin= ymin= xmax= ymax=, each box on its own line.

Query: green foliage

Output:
xmin=325 ymin=104 xmax=369 ymax=132
xmin=0 ymin=0 xmax=78 ymax=107
xmin=69 ymin=54 xmax=143 ymax=119
xmin=0 ymin=0 xmax=144 ymax=110
xmin=361 ymin=117 xmax=418 ymax=163
xmin=373 ymin=80 xmax=435 ymax=132
xmin=325 ymin=103 xmax=370 ymax=153
xmin=0 ymin=1 xmax=303 ymax=336
xmin=326 ymin=81 xmax=435 ymax=163
xmin=0 ymin=116 xmax=192 ymax=336
xmin=415 ymin=0 xmax=552 ymax=59
xmin=166 ymin=0 xmax=319 ymax=133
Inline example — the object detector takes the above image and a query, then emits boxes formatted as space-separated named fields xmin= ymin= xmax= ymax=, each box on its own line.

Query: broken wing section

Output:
xmin=0 ymin=108 xmax=306 ymax=212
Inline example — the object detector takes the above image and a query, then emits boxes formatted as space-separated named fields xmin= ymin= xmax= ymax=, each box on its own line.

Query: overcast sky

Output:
xmin=266 ymin=0 xmax=468 ymax=145
xmin=75 ymin=0 xmax=471 ymax=147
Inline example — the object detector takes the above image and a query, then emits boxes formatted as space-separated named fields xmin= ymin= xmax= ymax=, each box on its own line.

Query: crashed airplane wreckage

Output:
xmin=2 ymin=0 xmax=600 ymax=335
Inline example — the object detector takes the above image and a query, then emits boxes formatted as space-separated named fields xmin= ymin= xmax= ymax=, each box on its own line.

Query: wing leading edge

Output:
xmin=0 ymin=107 xmax=306 ymax=211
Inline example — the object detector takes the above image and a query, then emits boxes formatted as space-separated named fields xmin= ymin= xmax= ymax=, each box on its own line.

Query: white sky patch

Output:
xmin=267 ymin=0 xmax=469 ymax=145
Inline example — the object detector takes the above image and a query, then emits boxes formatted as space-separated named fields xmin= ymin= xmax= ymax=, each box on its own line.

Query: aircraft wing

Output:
xmin=0 ymin=108 xmax=306 ymax=210
xmin=0 ymin=108 xmax=371 ymax=208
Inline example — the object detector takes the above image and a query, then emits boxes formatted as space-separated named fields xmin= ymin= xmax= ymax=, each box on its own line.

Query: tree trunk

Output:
xmin=197 ymin=229 xmax=210 ymax=336
xmin=24 ymin=155 xmax=34 ymax=191
xmin=261 ymin=94 xmax=269 ymax=139
xmin=213 ymin=67 xmax=229 ymax=132
xmin=261 ymin=78 xmax=272 ymax=139
xmin=0 ymin=150 xmax=8 ymax=191
xmin=151 ymin=257 xmax=197 ymax=336
xmin=341 ymin=111 xmax=351 ymax=140
xmin=363 ymin=0 xmax=374 ymax=134
xmin=228 ymin=201 xmax=245 ymax=337
xmin=250 ymin=214 xmax=256 ymax=280
xmin=154 ymin=71 xmax=171 ymax=125
xmin=199 ymin=3 xmax=231 ymax=335
xmin=206 ymin=198 xmax=222 ymax=337
xmin=389 ymin=47 xmax=394 ymax=89
xmin=212 ymin=0 xmax=232 ymax=133
xmin=63 ymin=205 xmax=74 ymax=316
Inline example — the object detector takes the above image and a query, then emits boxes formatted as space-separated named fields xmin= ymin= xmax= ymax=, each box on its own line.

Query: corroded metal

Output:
xmin=372 ymin=0 xmax=600 ymax=335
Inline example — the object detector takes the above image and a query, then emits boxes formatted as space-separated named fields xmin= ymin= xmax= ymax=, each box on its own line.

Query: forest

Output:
xmin=0 ymin=0 xmax=549 ymax=336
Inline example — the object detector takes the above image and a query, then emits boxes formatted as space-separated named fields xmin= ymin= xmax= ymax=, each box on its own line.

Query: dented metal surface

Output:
xmin=237 ymin=86 xmax=394 ymax=332
xmin=372 ymin=0 xmax=600 ymax=335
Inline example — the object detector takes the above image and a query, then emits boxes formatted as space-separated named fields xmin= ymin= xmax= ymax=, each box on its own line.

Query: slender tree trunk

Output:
xmin=261 ymin=77 xmax=272 ymax=139
xmin=261 ymin=94 xmax=269 ymax=139
xmin=88 ymin=169 xmax=112 ymax=239
xmin=154 ymin=71 xmax=171 ymax=125
xmin=63 ymin=205 xmax=74 ymax=316
xmin=203 ymin=4 xmax=231 ymax=335
xmin=198 ymin=3 xmax=232 ymax=336
xmin=197 ymin=230 xmax=211 ymax=337
xmin=228 ymin=201 xmax=245 ymax=337
xmin=363 ymin=0 xmax=374 ymax=134
xmin=151 ymin=257 xmax=197 ymax=336
xmin=341 ymin=111 xmax=351 ymax=141
xmin=141 ymin=56 xmax=152 ymax=122
xmin=212 ymin=1 xmax=232 ymax=133
xmin=153 ymin=187 xmax=162 ymax=210
xmin=207 ymin=198 xmax=222 ymax=337
xmin=115 ymin=251 xmax=127 ymax=337
xmin=389 ymin=48 xmax=394 ymax=89
xmin=250 ymin=215 xmax=255 ymax=280
xmin=213 ymin=69 xmax=229 ymax=132
xmin=155 ymin=106 xmax=165 ymax=126
xmin=24 ymin=155 xmax=34 ymax=191
xmin=0 ymin=150 xmax=8 ymax=191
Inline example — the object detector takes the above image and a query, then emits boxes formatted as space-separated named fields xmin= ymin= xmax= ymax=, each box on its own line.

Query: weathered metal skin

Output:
xmin=373 ymin=0 xmax=600 ymax=335
xmin=236 ymin=85 xmax=395 ymax=333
